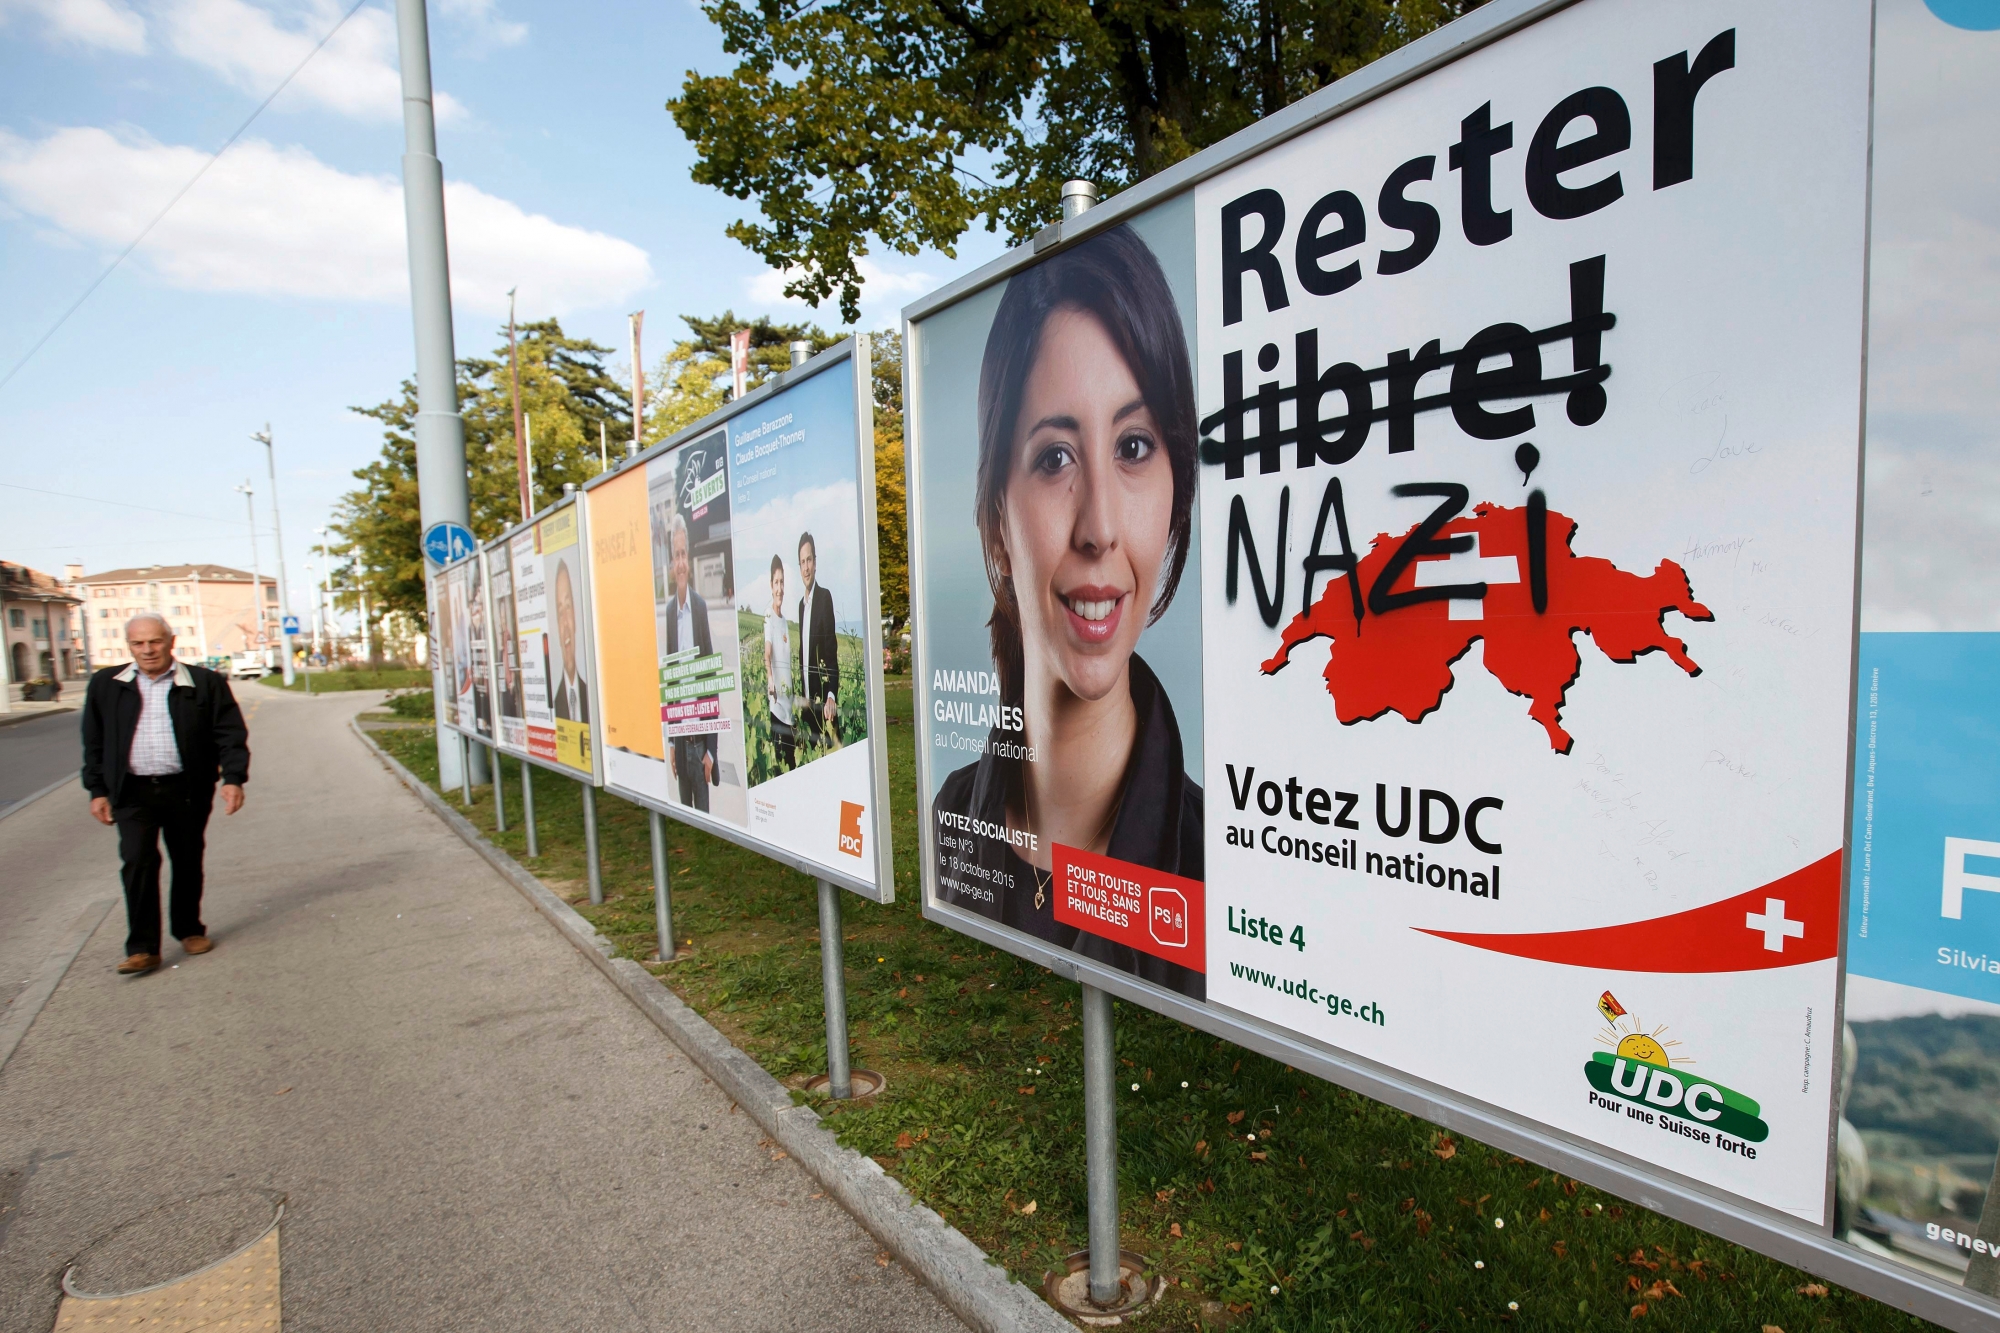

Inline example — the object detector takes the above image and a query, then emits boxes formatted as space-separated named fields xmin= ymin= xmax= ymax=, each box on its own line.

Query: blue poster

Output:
xmin=1849 ymin=633 xmax=2000 ymax=1003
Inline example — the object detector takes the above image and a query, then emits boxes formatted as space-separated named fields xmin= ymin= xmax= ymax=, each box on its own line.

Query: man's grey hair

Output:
xmin=668 ymin=510 xmax=689 ymax=548
xmin=124 ymin=612 xmax=173 ymax=638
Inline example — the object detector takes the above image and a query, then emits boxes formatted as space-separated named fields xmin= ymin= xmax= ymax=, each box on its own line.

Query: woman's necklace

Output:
xmin=1023 ymin=777 xmax=1124 ymax=913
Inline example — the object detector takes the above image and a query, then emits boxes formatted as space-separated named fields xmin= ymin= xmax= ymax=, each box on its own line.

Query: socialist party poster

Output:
xmin=586 ymin=350 xmax=882 ymax=890
xmin=911 ymin=0 xmax=1873 ymax=1223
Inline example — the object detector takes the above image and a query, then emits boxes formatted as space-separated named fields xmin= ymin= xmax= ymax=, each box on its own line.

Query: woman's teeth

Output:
xmin=1065 ymin=595 xmax=1118 ymax=622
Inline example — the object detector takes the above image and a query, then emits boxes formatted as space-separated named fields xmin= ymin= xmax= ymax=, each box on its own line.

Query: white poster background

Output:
xmin=509 ymin=527 xmax=555 ymax=762
xmin=1194 ymin=0 xmax=1870 ymax=1220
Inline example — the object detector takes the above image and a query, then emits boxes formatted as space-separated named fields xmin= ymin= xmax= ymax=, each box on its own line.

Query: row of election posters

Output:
xmin=433 ymin=345 xmax=890 ymax=896
xmin=905 ymin=8 xmax=2000 ymax=1319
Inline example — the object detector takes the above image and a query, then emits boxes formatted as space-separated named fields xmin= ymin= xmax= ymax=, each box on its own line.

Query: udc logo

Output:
xmin=1148 ymin=887 xmax=1189 ymax=949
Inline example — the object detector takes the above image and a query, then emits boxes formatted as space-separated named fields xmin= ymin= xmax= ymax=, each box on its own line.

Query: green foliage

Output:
xmin=644 ymin=310 xmax=842 ymax=443
xmin=375 ymin=695 xmax=1939 ymax=1333
xmin=671 ymin=0 xmax=1485 ymax=320
xmin=334 ymin=319 xmax=631 ymax=629
xmin=387 ymin=687 xmax=436 ymax=718
xmin=260 ymin=668 xmax=429 ymax=693
xmin=738 ymin=608 xmax=872 ymax=786
xmin=871 ymin=329 xmax=909 ymax=631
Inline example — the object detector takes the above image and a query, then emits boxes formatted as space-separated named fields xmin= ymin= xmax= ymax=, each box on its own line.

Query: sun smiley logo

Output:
xmin=1583 ymin=992 xmax=1769 ymax=1152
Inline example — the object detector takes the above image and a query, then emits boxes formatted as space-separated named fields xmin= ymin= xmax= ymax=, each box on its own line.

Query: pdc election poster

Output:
xmin=910 ymin=0 xmax=1872 ymax=1224
xmin=499 ymin=505 xmax=594 ymax=777
xmin=586 ymin=349 xmax=885 ymax=892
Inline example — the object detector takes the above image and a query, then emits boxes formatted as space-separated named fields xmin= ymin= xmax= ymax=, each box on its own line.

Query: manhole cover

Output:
xmin=65 ymin=1188 xmax=283 ymax=1298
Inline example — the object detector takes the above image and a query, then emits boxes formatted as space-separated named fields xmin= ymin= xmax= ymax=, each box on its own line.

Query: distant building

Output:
xmin=69 ymin=564 xmax=279 ymax=670
xmin=1 ymin=561 xmax=84 ymax=683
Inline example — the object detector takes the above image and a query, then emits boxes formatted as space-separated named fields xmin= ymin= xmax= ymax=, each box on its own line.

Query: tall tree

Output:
xmin=335 ymin=320 xmax=631 ymax=628
xmin=643 ymin=310 xmax=841 ymax=442
xmin=869 ymin=329 xmax=909 ymax=632
xmin=671 ymin=0 xmax=1484 ymax=320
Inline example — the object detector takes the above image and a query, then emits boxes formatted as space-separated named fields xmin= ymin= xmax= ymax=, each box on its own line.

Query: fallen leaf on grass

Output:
xmin=1195 ymin=1140 xmax=1208 ymax=1157
xmin=1552 ymin=1242 xmax=1567 ymax=1259
xmin=1169 ymin=1223 xmax=1182 ymax=1238
xmin=1630 ymin=1303 xmax=1647 ymax=1319
xmin=1226 ymin=1109 xmax=1245 ymax=1124
xmin=1433 ymin=1136 xmax=1457 ymax=1161
xmin=1227 ymin=1241 xmax=1242 ymax=1252
xmin=1796 ymin=1284 xmax=1828 ymax=1298
xmin=1249 ymin=1151 xmax=1268 ymax=1162
xmin=1761 ymin=1327 xmax=1785 ymax=1333
xmin=895 ymin=1132 xmax=915 ymax=1150
xmin=1021 ymin=1200 xmax=1037 ymax=1216
xmin=1017 ymin=1085 xmax=1036 ymax=1095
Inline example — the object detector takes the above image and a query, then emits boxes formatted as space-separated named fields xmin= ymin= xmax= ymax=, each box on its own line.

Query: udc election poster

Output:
xmin=909 ymin=0 xmax=1873 ymax=1225
xmin=586 ymin=347 xmax=886 ymax=893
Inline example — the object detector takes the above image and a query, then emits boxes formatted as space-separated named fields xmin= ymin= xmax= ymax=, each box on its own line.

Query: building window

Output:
xmin=32 ymin=618 xmax=47 ymax=639
xmin=7 ymin=609 xmax=20 ymax=628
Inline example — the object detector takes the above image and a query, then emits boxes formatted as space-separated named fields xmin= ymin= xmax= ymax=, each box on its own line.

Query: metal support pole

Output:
xmin=520 ymin=759 xmax=538 ymax=857
xmin=1081 ymin=982 xmax=1122 ymax=1306
xmin=491 ymin=744 xmax=506 ymax=831
xmin=816 ymin=878 xmax=851 ymax=1099
xmin=394 ymin=0 xmax=470 ymax=794
xmin=649 ymin=810 xmax=675 ymax=960
xmin=459 ymin=732 xmax=472 ymax=806
xmin=581 ymin=782 xmax=602 ymax=905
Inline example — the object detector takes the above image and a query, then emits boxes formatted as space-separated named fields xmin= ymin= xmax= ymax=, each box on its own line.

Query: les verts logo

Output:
xmin=1584 ymin=992 xmax=1769 ymax=1145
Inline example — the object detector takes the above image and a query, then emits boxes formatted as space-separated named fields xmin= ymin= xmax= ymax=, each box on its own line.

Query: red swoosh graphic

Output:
xmin=1417 ymin=851 xmax=1840 ymax=972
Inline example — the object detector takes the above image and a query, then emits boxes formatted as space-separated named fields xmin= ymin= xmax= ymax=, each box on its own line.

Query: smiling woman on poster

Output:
xmin=934 ymin=225 xmax=1204 ymax=999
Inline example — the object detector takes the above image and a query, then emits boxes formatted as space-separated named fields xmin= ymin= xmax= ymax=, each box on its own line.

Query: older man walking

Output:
xmin=81 ymin=613 xmax=250 ymax=976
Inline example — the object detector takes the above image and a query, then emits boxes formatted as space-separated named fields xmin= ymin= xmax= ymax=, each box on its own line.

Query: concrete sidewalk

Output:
xmin=0 ymin=685 xmax=966 ymax=1332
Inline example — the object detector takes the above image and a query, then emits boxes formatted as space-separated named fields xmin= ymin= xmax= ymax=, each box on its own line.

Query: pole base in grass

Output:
xmin=1043 ymin=1249 xmax=1162 ymax=1324
xmin=804 ymin=1068 xmax=885 ymax=1099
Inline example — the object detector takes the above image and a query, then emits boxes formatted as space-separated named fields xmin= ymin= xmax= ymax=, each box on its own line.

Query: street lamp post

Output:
xmin=234 ymin=481 xmax=270 ymax=668
xmin=394 ymin=0 xmax=474 ymax=790
xmin=252 ymin=425 xmax=296 ymax=686
xmin=313 ymin=527 xmax=331 ymax=662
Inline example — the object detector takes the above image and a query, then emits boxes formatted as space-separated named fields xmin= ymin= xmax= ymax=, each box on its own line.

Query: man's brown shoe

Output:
xmin=117 ymin=953 xmax=161 ymax=975
xmin=181 ymin=936 xmax=213 ymax=956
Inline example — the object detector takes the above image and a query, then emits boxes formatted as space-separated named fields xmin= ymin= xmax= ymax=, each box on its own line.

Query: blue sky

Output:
xmin=0 ymin=0 xmax=1008 ymax=604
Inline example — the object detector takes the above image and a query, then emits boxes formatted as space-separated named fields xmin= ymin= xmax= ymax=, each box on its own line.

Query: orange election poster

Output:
xmin=586 ymin=466 xmax=662 ymax=760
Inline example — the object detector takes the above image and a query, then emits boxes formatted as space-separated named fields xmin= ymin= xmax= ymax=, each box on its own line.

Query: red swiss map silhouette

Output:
xmin=1264 ymin=502 xmax=1712 ymax=753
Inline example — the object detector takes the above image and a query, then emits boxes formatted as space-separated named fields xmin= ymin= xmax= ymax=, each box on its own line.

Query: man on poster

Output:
xmin=552 ymin=560 xmax=589 ymax=724
xmin=666 ymin=511 xmax=719 ymax=810
xmin=796 ymin=531 xmax=838 ymax=749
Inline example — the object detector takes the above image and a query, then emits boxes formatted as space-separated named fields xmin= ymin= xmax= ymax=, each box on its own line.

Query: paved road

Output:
xmin=0 ymin=710 xmax=80 ymax=813
xmin=0 ymin=686 xmax=964 ymax=1333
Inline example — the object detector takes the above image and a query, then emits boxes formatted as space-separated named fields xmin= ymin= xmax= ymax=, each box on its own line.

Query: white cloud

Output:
xmin=0 ymin=0 xmax=146 ymax=52
xmin=436 ymin=0 xmax=524 ymax=47
xmin=156 ymin=0 xmax=466 ymax=122
xmin=749 ymin=256 xmax=943 ymax=331
xmin=0 ymin=126 xmax=652 ymax=316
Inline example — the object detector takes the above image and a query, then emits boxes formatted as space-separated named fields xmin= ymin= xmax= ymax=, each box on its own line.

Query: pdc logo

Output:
xmin=837 ymin=801 xmax=865 ymax=858
xmin=1149 ymin=887 xmax=1189 ymax=949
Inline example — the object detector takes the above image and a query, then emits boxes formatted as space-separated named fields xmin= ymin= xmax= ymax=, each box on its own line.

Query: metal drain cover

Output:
xmin=65 ymin=1188 xmax=283 ymax=1298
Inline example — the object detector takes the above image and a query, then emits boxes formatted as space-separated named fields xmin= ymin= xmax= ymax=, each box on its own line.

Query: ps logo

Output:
xmin=1149 ymin=887 xmax=1189 ymax=949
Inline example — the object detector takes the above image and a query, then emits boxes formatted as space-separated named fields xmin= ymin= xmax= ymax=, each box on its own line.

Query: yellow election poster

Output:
xmin=536 ymin=506 xmax=593 ymax=775
xmin=586 ymin=467 xmax=663 ymax=761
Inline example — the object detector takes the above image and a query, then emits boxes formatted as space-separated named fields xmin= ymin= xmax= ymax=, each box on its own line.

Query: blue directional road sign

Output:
xmin=422 ymin=521 xmax=477 ymax=567
xmin=281 ymin=615 xmax=301 ymax=636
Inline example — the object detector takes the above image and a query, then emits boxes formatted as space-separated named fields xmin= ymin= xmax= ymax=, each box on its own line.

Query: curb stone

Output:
xmin=352 ymin=722 xmax=1076 ymax=1333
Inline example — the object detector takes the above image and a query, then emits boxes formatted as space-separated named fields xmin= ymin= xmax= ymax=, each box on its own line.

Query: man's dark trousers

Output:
xmin=115 ymin=774 xmax=212 ymax=955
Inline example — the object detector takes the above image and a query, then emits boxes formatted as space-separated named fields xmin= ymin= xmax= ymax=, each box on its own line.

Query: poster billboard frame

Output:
xmin=431 ymin=545 xmax=492 ymax=744
xmin=901 ymin=2 xmax=1994 ymax=1327
xmin=476 ymin=492 xmax=605 ymax=785
xmin=579 ymin=336 xmax=896 ymax=905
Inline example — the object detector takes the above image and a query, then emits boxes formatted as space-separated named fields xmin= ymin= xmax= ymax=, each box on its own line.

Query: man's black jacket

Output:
xmin=81 ymin=661 xmax=251 ymax=806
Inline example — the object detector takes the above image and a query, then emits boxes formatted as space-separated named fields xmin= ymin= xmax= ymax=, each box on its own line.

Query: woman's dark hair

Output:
xmin=975 ymin=225 xmax=1196 ymax=706
xmin=770 ymin=553 xmax=785 ymax=579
